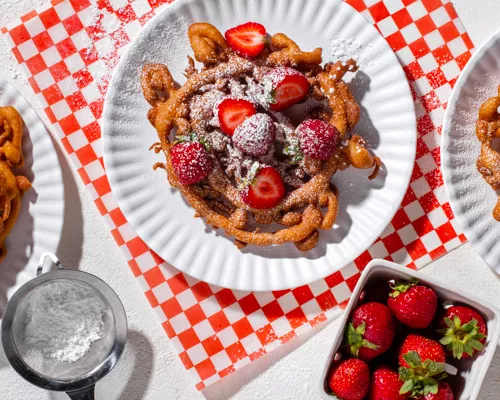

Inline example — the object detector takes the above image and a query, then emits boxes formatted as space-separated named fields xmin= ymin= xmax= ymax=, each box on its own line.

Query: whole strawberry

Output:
xmin=329 ymin=358 xmax=370 ymax=400
xmin=388 ymin=278 xmax=437 ymax=329
xmin=398 ymin=334 xmax=447 ymax=398
xmin=419 ymin=382 xmax=454 ymax=400
xmin=437 ymin=305 xmax=487 ymax=359
xmin=370 ymin=366 xmax=409 ymax=400
xmin=347 ymin=302 xmax=396 ymax=361
xmin=170 ymin=141 xmax=213 ymax=185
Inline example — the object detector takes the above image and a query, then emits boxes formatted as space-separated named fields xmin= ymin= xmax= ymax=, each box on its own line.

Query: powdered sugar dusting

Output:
xmin=233 ymin=113 xmax=276 ymax=157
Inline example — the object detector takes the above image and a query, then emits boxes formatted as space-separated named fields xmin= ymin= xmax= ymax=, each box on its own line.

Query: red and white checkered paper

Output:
xmin=2 ymin=0 xmax=471 ymax=390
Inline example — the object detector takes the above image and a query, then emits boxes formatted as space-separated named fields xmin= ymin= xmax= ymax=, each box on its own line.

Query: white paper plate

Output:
xmin=442 ymin=29 xmax=500 ymax=274
xmin=103 ymin=0 xmax=416 ymax=291
xmin=0 ymin=78 xmax=64 ymax=310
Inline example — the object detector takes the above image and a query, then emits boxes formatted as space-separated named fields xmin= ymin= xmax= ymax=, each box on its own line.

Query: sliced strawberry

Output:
xmin=242 ymin=166 xmax=285 ymax=209
xmin=225 ymin=22 xmax=266 ymax=58
xmin=266 ymin=68 xmax=310 ymax=111
xmin=218 ymin=98 xmax=256 ymax=135
xmin=170 ymin=142 xmax=213 ymax=185
xmin=297 ymin=119 xmax=339 ymax=160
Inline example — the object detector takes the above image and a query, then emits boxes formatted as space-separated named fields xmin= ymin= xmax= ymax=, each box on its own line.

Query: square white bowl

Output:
xmin=319 ymin=259 xmax=500 ymax=400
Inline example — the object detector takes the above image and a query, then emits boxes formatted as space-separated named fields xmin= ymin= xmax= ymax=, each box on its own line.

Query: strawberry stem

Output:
xmin=437 ymin=316 xmax=487 ymax=359
xmin=389 ymin=278 xmax=418 ymax=298
xmin=346 ymin=322 xmax=379 ymax=358
xmin=398 ymin=351 xmax=446 ymax=398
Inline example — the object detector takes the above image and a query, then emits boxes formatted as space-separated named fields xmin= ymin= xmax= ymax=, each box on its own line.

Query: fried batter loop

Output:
xmin=141 ymin=23 xmax=380 ymax=250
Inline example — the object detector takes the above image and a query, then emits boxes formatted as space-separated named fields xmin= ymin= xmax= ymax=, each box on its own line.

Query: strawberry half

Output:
xmin=225 ymin=22 xmax=266 ymax=58
xmin=265 ymin=68 xmax=310 ymax=111
xmin=170 ymin=142 xmax=213 ymax=185
xmin=218 ymin=98 xmax=256 ymax=135
xmin=241 ymin=166 xmax=285 ymax=209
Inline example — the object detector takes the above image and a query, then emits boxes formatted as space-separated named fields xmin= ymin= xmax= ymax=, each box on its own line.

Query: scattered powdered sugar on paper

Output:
xmin=327 ymin=36 xmax=376 ymax=70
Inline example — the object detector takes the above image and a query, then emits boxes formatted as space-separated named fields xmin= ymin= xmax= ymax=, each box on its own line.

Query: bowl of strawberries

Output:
xmin=320 ymin=259 xmax=500 ymax=400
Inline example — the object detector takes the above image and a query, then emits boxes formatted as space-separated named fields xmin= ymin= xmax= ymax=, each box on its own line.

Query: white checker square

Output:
xmin=204 ymin=375 xmax=220 ymax=387
xmin=25 ymin=17 xmax=45 ymax=37
xmin=101 ymin=214 xmax=113 ymax=230
xmin=37 ymin=2 xmax=53 ymax=12
xmin=135 ymin=274 xmax=149 ymax=292
xmin=407 ymin=1 xmax=427 ymax=20
xmin=55 ymin=1 xmax=76 ymax=20
xmin=385 ymin=0 xmax=404 ymax=13
xmin=363 ymin=0 xmax=380 ymax=6
xmin=340 ymin=262 xmax=358 ymax=280
xmin=421 ymin=231 xmax=441 ymax=252
xmin=425 ymin=30 xmax=445 ymax=51
xmin=71 ymin=30 xmax=92 ymax=51
xmin=131 ymin=0 xmax=152 ymax=18
xmin=417 ymin=153 xmax=438 ymax=174
xmin=277 ymin=292 xmax=299 ymax=314
xmin=429 ymin=106 xmax=445 ymax=127
xmin=234 ymin=357 xmax=251 ymax=370
xmin=124 ymin=20 xmax=143 ymax=41
xmin=152 ymin=282 xmax=174 ymax=304
xmin=301 ymin=299 xmax=322 ymax=319
xmin=378 ymin=17 xmax=398 ymax=37
xmin=253 ymin=291 xmax=275 ymax=307
xmin=441 ymin=60 xmax=460 ymax=81
xmin=51 ymin=100 xmax=72 ymax=120
xmin=369 ymin=240 xmax=389 ymax=259
xmin=76 ymin=7 xmax=97 ymax=26
xmin=230 ymin=290 xmax=249 ymax=301
xmin=414 ymin=100 xmax=427 ymax=119
xmin=199 ymin=298 xmax=221 ymax=318
xmin=169 ymin=312 xmax=191 ymax=334
xmin=428 ymin=207 xmax=448 ymax=229
xmin=193 ymin=320 xmax=215 ymax=341
xmin=152 ymin=305 xmax=166 ymax=323
xmin=247 ymin=310 xmax=268 ymax=331
xmin=81 ymin=82 xmax=101 ymax=104
xmin=265 ymin=339 xmax=282 ymax=352
xmin=404 ymin=200 xmax=425 ymax=222
xmin=176 ymin=289 xmax=197 ymax=310
xmin=95 ymin=36 xmax=114 ymax=58
xmin=41 ymin=46 xmax=62 ymax=67
xmin=270 ymin=316 xmax=293 ymax=338
xmin=91 ymin=138 xmax=103 ymax=159
xmin=331 ymin=282 xmax=351 ymax=304
xmin=34 ymin=69 xmax=56 ymax=91
xmin=224 ymin=304 xmax=247 ymax=324
xmin=435 ymin=83 xmax=453 ymax=105
xmin=401 ymin=23 xmax=421 ymax=45
xmin=135 ymin=251 xmax=156 ymax=272
xmin=294 ymin=323 xmax=311 ymax=336
xmin=308 ymin=279 xmax=329 ymax=297
xmin=418 ymin=53 xmax=439 ymax=74
xmin=448 ymin=37 xmax=467 ymax=58
xmin=87 ymin=59 xmax=107 ymax=81
xmin=110 ymin=0 xmax=128 ymax=8
xmin=422 ymin=130 xmax=440 ymax=152
xmin=211 ymin=351 xmax=232 ymax=370
xmin=100 ymin=192 xmax=118 ymax=212
xmin=64 ymin=53 xmax=85 ymax=73
xmin=398 ymin=224 xmax=419 ymax=246
xmin=240 ymin=333 xmax=261 ymax=355
xmin=100 ymin=12 xmax=121 ymax=34
xmin=74 ymin=106 xmax=94 ymax=127
xmin=186 ymin=343 xmax=208 ymax=365
xmin=391 ymin=248 xmax=412 ymax=266
xmin=118 ymin=223 xmax=137 ymax=242
xmin=450 ymin=217 xmax=462 ymax=235
xmin=160 ymin=263 xmax=180 ymax=280
xmin=66 ymin=152 xmax=82 ymax=169
xmin=67 ymin=129 xmax=88 ymax=151
xmin=412 ymin=76 xmax=432 ymax=97
xmin=84 ymin=159 xmax=105 ymax=180
xmin=380 ymin=223 xmax=395 ymax=238
xmin=57 ymin=76 xmax=79 ymax=96
xmin=18 ymin=40 xmax=38 ymax=61
xmin=396 ymin=46 xmax=415 ymax=66
xmin=455 ymin=20 xmax=466 ymax=35
xmin=434 ymin=186 xmax=448 ymax=205
xmin=430 ymin=7 xmax=450 ymax=28
xmin=444 ymin=237 xmax=462 ymax=251
xmin=217 ymin=326 xmax=238 ymax=347
xmin=414 ymin=254 xmax=432 ymax=268
xmin=47 ymin=23 xmax=69 ymax=44
xmin=411 ymin=176 xmax=431 ymax=198
xmin=117 ymin=44 xmax=130 ymax=57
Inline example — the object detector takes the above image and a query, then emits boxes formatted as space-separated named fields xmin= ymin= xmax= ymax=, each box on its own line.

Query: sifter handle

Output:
xmin=37 ymin=252 xmax=64 ymax=276
xmin=66 ymin=385 xmax=95 ymax=400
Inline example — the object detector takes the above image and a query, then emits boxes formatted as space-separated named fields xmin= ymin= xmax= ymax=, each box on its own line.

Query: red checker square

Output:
xmin=201 ymin=335 xmax=224 ymax=357
xmin=232 ymin=317 xmax=253 ymax=340
xmin=111 ymin=28 xmax=130 ymax=49
xmin=144 ymin=290 xmax=159 ymax=308
xmin=150 ymin=250 xmax=164 ymax=265
xmin=42 ymin=84 xmax=64 ymax=106
xmin=26 ymin=54 xmax=48 ymax=76
xmin=59 ymin=114 xmax=80 ymax=134
xmin=139 ymin=11 xmax=155 ymax=26
xmin=249 ymin=349 xmax=266 ymax=362
xmin=346 ymin=274 xmax=360 ymax=291
xmin=0 ymin=27 xmax=5 ymax=35
xmin=256 ymin=324 xmax=278 ymax=346
xmin=194 ymin=358 xmax=216 ymax=381
xmin=421 ymin=0 xmax=441 ymax=13
xmin=226 ymin=341 xmax=247 ymax=363
xmin=417 ymin=114 xmax=435 ymax=136
xmin=462 ymin=33 xmax=474 ymax=50
xmin=456 ymin=51 xmax=472 ymax=70
xmin=459 ymin=233 xmax=467 ymax=243
xmin=79 ymin=46 xmax=99 ymax=66
xmin=96 ymin=0 xmax=114 ymax=13
xmin=39 ymin=8 xmax=60 ymax=29
xmin=432 ymin=45 xmax=453 ymax=66
xmin=392 ymin=208 xmax=411 ymax=230
xmin=382 ymin=232 xmax=404 ymax=254
xmin=160 ymin=297 xmax=182 ymax=319
xmin=393 ymin=8 xmax=413 ymax=29
xmin=178 ymin=350 xmax=194 ymax=370
xmin=62 ymin=15 xmax=84 ymax=36
xmin=262 ymin=300 xmax=284 ymax=322
xmin=238 ymin=294 xmax=260 ymax=315
xmin=280 ymin=331 xmax=297 ymax=344
xmin=82 ymin=121 xmax=101 ymax=143
xmin=407 ymin=238 xmax=428 ymax=260
xmin=59 ymin=136 xmax=73 ymax=154
xmin=409 ymin=37 xmax=431 ymax=58
xmin=75 ymin=144 xmax=97 ymax=166
xmin=354 ymin=250 xmax=372 ymax=270
xmin=339 ymin=299 xmax=350 ymax=310
xmin=386 ymin=31 xmax=407 ymax=52
xmin=77 ymin=167 xmax=90 ymax=185
xmin=108 ymin=207 xmax=127 ymax=227
xmin=427 ymin=69 xmax=447 ymax=90
xmin=49 ymin=61 xmax=71 ymax=82
xmin=12 ymin=47 xmax=23 ymax=64
xmin=20 ymin=10 xmax=37 ymax=23
xmin=402 ymin=187 xmax=417 ymax=207
xmin=416 ymin=138 xmax=430 ymax=158
xmin=286 ymin=307 xmax=307 ymax=329
xmin=444 ymin=3 xmax=459 ymax=20
xmin=438 ymin=21 xmax=460 ymax=43
xmin=344 ymin=0 xmax=367 ymax=12
xmin=415 ymin=15 xmax=437 ymax=36
xmin=425 ymin=169 xmax=444 ymax=191
xmin=9 ymin=24 xmax=31 ymax=46
xmin=316 ymin=290 xmax=337 ymax=312
xmin=85 ymin=23 xmax=105 ymax=43
xmin=368 ymin=2 xmax=389 ymax=23
xmin=310 ymin=313 xmax=327 ymax=327
xmin=178 ymin=328 xmax=200 ymax=351
xmin=208 ymin=310 xmax=230 ymax=333
xmin=52 ymin=0 xmax=66 ymax=5
xmin=436 ymin=222 xmax=457 ymax=244
xmin=214 ymin=288 xmax=237 ymax=308
xmin=110 ymin=228 xmax=125 ymax=247
xmin=148 ymin=0 xmax=171 ymax=8
xmin=167 ymin=273 xmax=189 ymax=295
xmin=32 ymin=31 xmax=54 ymax=52
xmin=126 ymin=259 xmax=140 ymax=277
xmin=430 ymin=245 xmax=446 ymax=260
xmin=65 ymin=92 xmax=87 ymax=113
xmin=195 ymin=382 xmax=205 ymax=391
xmin=73 ymin=69 xmax=93 ymax=89
xmin=55 ymin=37 xmax=77 ymax=58
xmin=219 ymin=365 xmax=236 ymax=379
xmin=191 ymin=281 xmax=213 ymax=302
xmin=89 ymin=99 xmax=104 ymax=120
xmin=406 ymin=262 xmax=417 ymax=270
xmin=404 ymin=61 xmax=424 ymax=81
xmin=325 ymin=271 xmax=344 ymax=288
xmin=412 ymin=215 xmax=434 ymax=236
xmin=27 ymin=77 xmax=40 ymax=94
xmin=116 ymin=5 xmax=137 ymax=24
xmin=420 ymin=93 xmax=440 ymax=114
xmin=184 ymin=304 xmax=206 ymax=326
xmin=69 ymin=0 xmax=91 ymax=12
xmin=162 ymin=321 xmax=175 ymax=338
xmin=272 ymin=290 xmax=289 ymax=298
xmin=126 ymin=236 xmax=149 ymax=258
xmin=44 ymin=107 xmax=57 ymax=124
xmin=442 ymin=202 xmax=454 ymax=220
xmin=291 ymin=285 xmax=314 ymax=305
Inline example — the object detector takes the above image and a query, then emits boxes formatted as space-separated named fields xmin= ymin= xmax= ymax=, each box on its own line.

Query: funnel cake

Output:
xmin=141 ymin=22 xmax=380 ymax=251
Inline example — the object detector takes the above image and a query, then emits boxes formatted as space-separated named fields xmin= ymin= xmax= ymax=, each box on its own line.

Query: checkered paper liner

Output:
xmin=2 ymin=0 xmax=470 ymax=390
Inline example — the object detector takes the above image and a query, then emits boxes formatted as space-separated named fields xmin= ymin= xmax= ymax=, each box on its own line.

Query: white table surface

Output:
xmin=1 ymin=0 xmax=500 ymax=399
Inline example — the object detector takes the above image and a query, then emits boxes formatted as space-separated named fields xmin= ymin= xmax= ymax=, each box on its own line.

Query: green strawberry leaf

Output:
xmin=389 ymin=278 xmax=418 ymax=298
xmin=444 ymin=317 xmax=455 ymax=329
xmin=453 ymin=342 xmax=465 ymax=359
xmin=361 ymin=339 xmax=379 ymax=350
xmin=439 ymin=335 xmax=454 ymax=345
xmin=404 ymin=351 xmax=422 ymax=368
xmin=470 ymin=339 xmax=484 ymax=351
xmin=400 ymin=379 xmax=415 ymax=394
